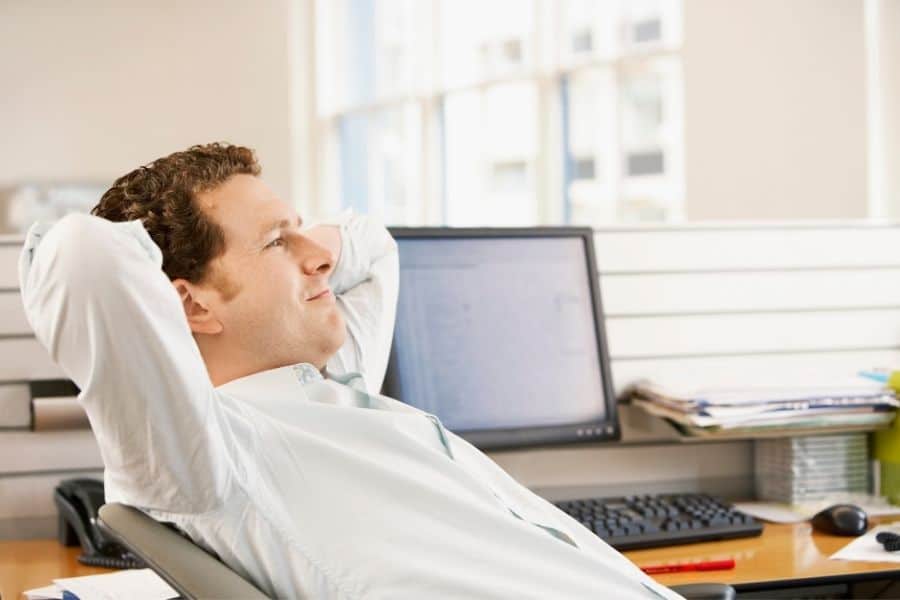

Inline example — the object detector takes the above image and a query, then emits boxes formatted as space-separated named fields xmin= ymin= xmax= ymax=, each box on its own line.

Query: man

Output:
xmin=20 ymin=143 xmax=680 ymax=599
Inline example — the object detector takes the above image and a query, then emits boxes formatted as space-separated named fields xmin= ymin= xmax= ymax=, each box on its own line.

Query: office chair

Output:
xmin=97 ymin=503 xmax=735 ymax=600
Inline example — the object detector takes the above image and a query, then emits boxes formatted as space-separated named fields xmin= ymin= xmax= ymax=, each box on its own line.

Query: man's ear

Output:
xmin=172 ymin=279 xmax=224 ymax=335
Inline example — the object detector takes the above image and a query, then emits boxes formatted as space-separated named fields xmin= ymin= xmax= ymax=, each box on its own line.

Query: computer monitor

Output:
xmin=382 ymin=227 xmax=620 ymax=450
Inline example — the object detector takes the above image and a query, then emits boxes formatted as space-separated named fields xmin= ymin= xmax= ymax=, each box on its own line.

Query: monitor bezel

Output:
xmin=383 ymin=226 xmax=621 ymax=450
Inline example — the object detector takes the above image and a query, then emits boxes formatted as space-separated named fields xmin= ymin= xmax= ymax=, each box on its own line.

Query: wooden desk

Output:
xmin=4 ymin=521 xmax=900 ymax=599
xmin=625 ymin=517 xmax=900 ymax=593
xmin=0 ymin=539 xmax=113 ymax=600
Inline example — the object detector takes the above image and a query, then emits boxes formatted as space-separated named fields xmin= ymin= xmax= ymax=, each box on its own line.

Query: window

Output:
xmin=315 ymin=0 xmax=683 ymax=226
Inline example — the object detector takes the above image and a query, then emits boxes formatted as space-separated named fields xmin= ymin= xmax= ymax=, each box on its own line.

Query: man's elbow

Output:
xmin=350 ymin=213 xmax=397 ymax=258
xmin=21 ymin=214 xmax=131 ymax=306
xmin=44 ymin=214 xmax=115 ymax=272
xmin=376 ymin=222 xmax=398 ymax=258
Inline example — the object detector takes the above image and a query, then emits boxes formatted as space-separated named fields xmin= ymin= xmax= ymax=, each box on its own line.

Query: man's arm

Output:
xmin=19 ymin=214 xmax=226 ymax=512
xmin=320 ymin=213 xmax=399 ymax=393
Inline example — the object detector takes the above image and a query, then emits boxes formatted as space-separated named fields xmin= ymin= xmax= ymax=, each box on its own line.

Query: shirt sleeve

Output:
xmin=19 ymin=214 xmax=227 ymax=512
xmin=325 ymin=212 xmax=399 ymax=394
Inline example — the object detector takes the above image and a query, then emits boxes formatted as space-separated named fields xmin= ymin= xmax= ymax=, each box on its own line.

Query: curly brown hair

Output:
xmin=91 ymin=143 xmax=260 ymax=287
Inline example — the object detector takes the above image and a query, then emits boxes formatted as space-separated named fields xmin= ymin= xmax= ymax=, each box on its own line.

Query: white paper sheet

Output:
xmin=23 ymin=584 xmax=63 ymax=600
xmin=52 ymin=569 xmax=178 ymax=600
xmin=831 ymin=523 xmax=900 ymax=563
xmin=636 ymin=380 xmax=889 ymax=407
xmin=732 ymin=502 xmax=809 ymax=523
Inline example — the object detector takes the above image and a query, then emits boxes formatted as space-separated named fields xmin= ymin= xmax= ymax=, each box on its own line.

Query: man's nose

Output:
xmin=297 ymin=238 xmax=335 ymax=277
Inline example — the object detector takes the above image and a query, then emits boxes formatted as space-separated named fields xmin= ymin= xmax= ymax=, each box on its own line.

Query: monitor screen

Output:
xmin=382 ymin=228 xmax=619 ymax=450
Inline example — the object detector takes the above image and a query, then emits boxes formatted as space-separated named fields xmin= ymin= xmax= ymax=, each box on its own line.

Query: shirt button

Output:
xmin=293 ymin=364 xmax=323 ymax=384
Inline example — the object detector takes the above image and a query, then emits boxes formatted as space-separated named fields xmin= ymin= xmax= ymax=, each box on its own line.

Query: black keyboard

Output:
xmin=553 ymin=493 xmax=763 ymax=551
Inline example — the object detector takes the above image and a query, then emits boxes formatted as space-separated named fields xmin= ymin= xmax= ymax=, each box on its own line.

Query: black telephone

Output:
xmin=54 ymin=478 xmax=144 ymax=569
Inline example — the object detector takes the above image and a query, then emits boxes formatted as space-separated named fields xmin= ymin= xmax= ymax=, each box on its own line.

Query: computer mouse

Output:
xmin=810 ymin=504 xmax=868 ymax=536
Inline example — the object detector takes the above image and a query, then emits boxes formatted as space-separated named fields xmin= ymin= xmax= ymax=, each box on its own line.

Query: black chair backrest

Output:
xmin=97 ymin=503 xmax=269 ymax=600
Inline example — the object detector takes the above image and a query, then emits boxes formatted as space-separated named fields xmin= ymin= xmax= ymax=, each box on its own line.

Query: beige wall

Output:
xmin=0 ymin=0 xmax=295 ymax=200
xmin=869 ymin=0 xmax=900 ymax=218
xmin=683 ymin=0 xmax=869 ymax=220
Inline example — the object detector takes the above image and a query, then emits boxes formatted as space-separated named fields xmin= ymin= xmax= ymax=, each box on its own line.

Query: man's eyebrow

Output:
xmin=259 ymin=215 xmax=303 ymax=238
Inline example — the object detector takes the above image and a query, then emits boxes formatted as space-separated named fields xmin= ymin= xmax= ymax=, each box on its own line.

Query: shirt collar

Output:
xmin=216 ymin=363 xmax=366 ymax=397
xmin=215 ymin=364 xmax=309 ymax=399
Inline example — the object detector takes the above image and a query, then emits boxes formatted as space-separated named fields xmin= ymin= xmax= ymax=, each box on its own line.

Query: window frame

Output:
xmin=311 ymin=0 xmax=683 ymax=226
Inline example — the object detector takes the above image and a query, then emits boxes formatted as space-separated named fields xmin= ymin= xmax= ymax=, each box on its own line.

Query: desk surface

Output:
xmin=624 ymin=516 xmax=900 ymax=591
xmin=0 ymin=539 xmax=113 ymax=600
xmin=4 ymin=520 xmax=900 ymax=598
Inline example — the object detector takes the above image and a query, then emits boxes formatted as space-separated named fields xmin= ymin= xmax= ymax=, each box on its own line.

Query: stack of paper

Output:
xmin=25 ymin=569 xmax=177 ymax=600
xmin=630 ymin=382 xmax=899 ymax=438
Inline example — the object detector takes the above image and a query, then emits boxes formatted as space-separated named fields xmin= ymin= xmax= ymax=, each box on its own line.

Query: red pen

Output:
xmin=640 ymin=558 xmax=735 ymax=575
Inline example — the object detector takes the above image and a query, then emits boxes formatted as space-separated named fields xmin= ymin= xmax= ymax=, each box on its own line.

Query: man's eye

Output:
xmin=265 ymin=237 xmax=285 ymax=249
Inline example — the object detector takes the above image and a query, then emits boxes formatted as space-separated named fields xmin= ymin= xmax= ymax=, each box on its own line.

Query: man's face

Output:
xmin=195 ymin=174 xmax=346 ymax=370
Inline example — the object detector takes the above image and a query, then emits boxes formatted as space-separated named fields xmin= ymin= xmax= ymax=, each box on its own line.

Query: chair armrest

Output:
xmin=97 ymin=503 xmax=268 ymax=600
xmin=668 ymin=582 xmax=736 ymax=600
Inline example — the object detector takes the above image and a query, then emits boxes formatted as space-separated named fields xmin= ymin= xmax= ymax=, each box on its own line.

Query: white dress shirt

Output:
xmin=20 ymin=213 xmax=681 ymax=599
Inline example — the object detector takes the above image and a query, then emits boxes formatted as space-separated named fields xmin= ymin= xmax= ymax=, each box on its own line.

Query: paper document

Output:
xmin=831 ymin=523 xmax=900 ymax=563
xmin=731 ymin=502 xmax=809 ymax=524
xmin=630 ymin=379 xmax=898 ymax=438
xmin=636 ymin=380 xmax=889 ymax=407
xmin=634 ymin=397 xmax=895 ymax=430
xmin=44 ymin=569 xmax=178 ymax=600
xmin=635 ymin=382 xmax=893 ymax=408
xmin=23 ymin=584 xmax=63 ymax=600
